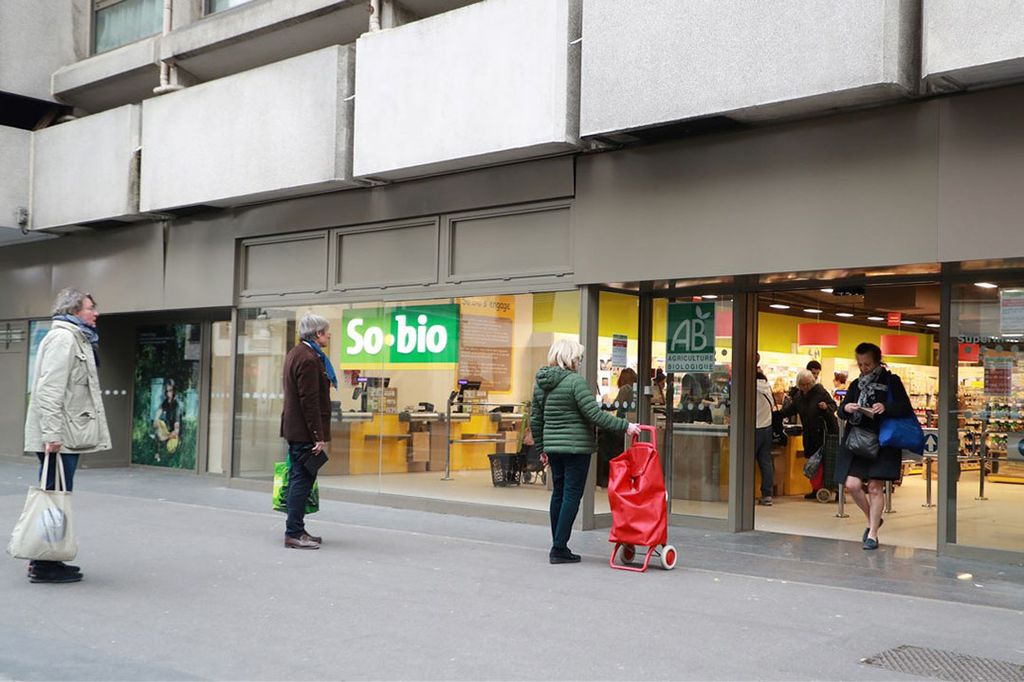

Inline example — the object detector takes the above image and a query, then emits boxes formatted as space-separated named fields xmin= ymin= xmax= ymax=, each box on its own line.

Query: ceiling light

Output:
xmin=1006 ymin=333 xmax=1023 ymax=338
xmin=867 ymin=316 xmax=885 ymax=322
xmin=975 ymin=282 xmax=998 ymax=289
xmin=927 ymin=323 xmax=941 ymax=328
xmin=836 ymin=312 xmax=854 ymax=318
xmin=701 ymin=294 xmax=718 ymax=300
xmin=820 ymin=288 xmax=834 ymax=294
xmin=770 ymin=303 xmax=790 ymax=310
xmin=803 ymin=308 xmax=823 ymax=314
xmin=901 ymin=320 xmax=916 ymax=325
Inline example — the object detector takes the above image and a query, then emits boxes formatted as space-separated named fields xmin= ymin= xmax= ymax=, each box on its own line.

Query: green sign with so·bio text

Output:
xmin=666 ymin=302 xmax=715 ymax=373
xmin=341 ymin=304 xmax=460 ymax=366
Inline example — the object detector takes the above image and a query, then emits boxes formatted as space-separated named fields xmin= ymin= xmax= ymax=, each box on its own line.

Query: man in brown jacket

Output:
xmin=281 ymin=313 xmax=336 ymax=549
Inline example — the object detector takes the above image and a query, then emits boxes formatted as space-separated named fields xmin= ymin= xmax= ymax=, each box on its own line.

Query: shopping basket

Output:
xmin=607 ymin=425 xmax=678 ymax=572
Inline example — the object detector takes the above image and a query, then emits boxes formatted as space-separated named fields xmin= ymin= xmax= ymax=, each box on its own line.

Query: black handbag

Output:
xmin=847 ymin=425 xmax=879 ymax=460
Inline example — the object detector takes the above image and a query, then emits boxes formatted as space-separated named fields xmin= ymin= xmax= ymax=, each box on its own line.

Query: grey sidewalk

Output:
xmin=1 ymin=458 xmax=1023 ymax=682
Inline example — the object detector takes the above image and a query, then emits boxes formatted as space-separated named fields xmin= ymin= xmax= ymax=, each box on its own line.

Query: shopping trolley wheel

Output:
xmin=816 ymin=488 xmax=833 ymax=503
xmin=619 ymin=544 xmax=636 ymax=563
xmin=659 ymin=545 xmax=678 ymax=570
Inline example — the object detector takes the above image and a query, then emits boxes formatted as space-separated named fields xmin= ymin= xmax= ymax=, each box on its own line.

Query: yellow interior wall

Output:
xmin=758 ymin=312 xmax=933 ymax=365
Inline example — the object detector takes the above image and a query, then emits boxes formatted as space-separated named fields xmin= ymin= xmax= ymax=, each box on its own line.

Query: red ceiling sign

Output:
xmin=887 ymin=312 xmax=902 ymax=328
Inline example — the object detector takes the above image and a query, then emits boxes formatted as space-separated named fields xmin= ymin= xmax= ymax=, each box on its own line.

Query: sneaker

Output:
xmin=29 ymin=565 xmax=83 ymax=584
xmin=757 ymin=496 xmax=773 ymax=506
xmin=549 ymin=548 xmax=581 ymax=564
xmin=285 ymin=535 xmax=320 ymax=550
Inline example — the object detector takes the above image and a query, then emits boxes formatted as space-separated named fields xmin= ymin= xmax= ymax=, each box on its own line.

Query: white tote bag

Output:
xmin=7 ymin=453 xmax=78 ymax=561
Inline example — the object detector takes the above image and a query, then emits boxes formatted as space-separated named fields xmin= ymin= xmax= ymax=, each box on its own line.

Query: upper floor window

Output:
xmin=206 ymin=0 xmax=254 ymax=14
xmin=93 ymin=0 xmax=162 ymax=54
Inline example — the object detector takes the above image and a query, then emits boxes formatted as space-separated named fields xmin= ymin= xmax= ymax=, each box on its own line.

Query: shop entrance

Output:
xmin=752 ymin=283 xmax=940 ymax=549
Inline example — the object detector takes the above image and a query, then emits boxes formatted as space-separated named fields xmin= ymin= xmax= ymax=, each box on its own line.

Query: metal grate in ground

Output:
xmin=863 ymin=645 xmax=1024 ymax=682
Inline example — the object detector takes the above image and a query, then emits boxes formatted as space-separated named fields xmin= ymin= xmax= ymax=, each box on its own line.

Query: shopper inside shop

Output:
xmin=779 ymin=369 xmax=838 ymax=499
xmin=674 ymin=373 xmax=714 ymax=423
xmin=597 ymin=368 xmax=637 ymax=488
xmin=755 ymin=370 xmax=776 ymax=506
xmin=836 ymin=342 xmax=915 ymax=551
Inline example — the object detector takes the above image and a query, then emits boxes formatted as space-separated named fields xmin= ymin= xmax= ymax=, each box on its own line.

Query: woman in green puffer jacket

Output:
xmin=531 ymin=338 xmax=640 ymax=564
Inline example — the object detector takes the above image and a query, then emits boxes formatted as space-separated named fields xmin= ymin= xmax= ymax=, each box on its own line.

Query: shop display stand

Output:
xmin=442 ymin=389 xmax=528 ymax=482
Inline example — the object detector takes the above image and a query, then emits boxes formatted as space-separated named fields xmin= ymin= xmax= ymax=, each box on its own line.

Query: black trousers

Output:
xmin=285 ymin=442 xmax=317 ymax=538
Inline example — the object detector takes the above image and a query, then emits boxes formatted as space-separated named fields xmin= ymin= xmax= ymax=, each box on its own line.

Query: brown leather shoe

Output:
xmin=302 ymin=532 xmax=322 ymax=544
xmin=285 ymin=535 xmax=319 ymax=550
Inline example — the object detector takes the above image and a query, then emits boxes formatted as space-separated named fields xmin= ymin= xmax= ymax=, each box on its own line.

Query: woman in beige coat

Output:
xmin=23 ymin=288 xmax=111 ymax=583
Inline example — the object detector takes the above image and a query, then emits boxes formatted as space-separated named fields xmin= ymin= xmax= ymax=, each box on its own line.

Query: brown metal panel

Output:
xmin=238 ymin=232 xmax=329 ymax=297
xmin=937 ymin=85 xmax=1024 ymax=263
xmin=574 ymin=101 xmax=941 ymax=284
xmin=165 ymin=218 xmax=236 ymax=309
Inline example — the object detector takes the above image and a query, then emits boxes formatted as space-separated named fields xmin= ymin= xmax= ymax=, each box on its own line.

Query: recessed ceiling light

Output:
xmin=901 ymin=320 xmax=916 ymax=325
xmin=1005 ymin=333 xmax=1023 ymax=338
xmin=836 ymin=312 xmax=854 ymax=318
xmin=821 ymin=288 xmax=834 ymax=294
xmin=927 ymin=323 xmax=940 ymax=328
xmin=769 ymin=303 xmax=790 ymax=310
xmin=975 ymin=282 xmax=998 ymax=289
xmin=803 ymin=308 xmax=823 ymax=314
xmin=701 ymin=294 xmax=718 ymax=300
xmin=867 ymin=316 xmax=885 ymax=322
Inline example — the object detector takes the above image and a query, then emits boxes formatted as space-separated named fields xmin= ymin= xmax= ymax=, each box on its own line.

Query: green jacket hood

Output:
xmin=535 ymin=365 xmax=573 ymax=391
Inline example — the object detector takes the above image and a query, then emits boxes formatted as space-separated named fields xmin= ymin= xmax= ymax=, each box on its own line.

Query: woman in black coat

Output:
xmin=836 ymin=342 xmax=915 ymax=550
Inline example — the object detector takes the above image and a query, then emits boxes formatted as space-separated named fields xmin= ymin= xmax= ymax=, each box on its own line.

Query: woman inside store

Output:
xmin=597 ymin=367 xmax=638 ymax=488
xmin=531 ymin=339 xmax=640 ymax=564
xmin=836 ymin=342 xmax=915 ymax=550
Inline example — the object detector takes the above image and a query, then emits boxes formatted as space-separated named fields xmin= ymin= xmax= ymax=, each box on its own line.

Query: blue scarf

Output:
xmin=53 ymin=314 xmax=100 ymax=367
xmin=304 ymin=340 xmax=338 ymax=389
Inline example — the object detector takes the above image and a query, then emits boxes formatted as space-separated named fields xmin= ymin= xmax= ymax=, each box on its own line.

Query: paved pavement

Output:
xmin=1 ymin=458 xmax=1023 ymax=681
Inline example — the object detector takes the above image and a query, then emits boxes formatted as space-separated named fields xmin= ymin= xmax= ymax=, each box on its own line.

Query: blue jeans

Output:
xmin=285 ymin=442 xmax=317 ymax=538
xmin=547 ymin=453 xmax=590 ymax=550
xmin=36 ymin=452 xmax=79 ymax=492
xmin=754 ymin=427 xmax=774 ymax=497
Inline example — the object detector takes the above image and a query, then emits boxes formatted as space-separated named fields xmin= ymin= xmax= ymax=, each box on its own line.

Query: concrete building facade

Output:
xmin=2 ymin=0 xmax=1024 ymax=563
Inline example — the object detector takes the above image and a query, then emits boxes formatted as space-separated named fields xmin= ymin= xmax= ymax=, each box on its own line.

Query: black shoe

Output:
xmin=804 ymin=491 xmax=817 ymax=499
xmin=863 ymin=538 xmax=879 ymax=551
xmin=30 ymin=564 xmax=83 ymax=584
xmin=549 ymin=548 xmax=581 ymax=564
xmin=27 ymin=561 xmax=80 ymax=576
xmin=862 ymin=518 xmax=884 ymax=543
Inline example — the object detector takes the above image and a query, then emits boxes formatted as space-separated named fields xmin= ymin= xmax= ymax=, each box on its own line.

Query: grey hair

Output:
xmin=299 ymin=313 xmax=330 ymax=342
xmin=547 ymin=338 xmax=585 ymax=372
xmin=51 ymin=287 xmax=95 ymax=316
xmin=796 ymin=369 xmax=815 ymax=386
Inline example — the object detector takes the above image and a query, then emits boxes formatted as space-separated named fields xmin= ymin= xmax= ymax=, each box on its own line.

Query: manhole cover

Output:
xmin=863 ymin=645 xmax=1024 ymax=682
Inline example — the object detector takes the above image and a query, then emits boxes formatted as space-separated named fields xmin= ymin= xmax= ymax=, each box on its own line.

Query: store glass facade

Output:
xmin=951 ymin=281 xmax=1024 ymax=553
xmin=232 ymin=292 xmax=579 ymax=510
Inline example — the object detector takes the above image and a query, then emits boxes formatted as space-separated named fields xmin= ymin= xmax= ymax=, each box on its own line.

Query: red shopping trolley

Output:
xmin=608 ymin=425 xmax=678 ymax=572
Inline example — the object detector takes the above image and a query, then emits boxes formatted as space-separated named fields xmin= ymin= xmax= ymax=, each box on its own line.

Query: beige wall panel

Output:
xmin=50 ymin=224 xmax=165 ymax=314
xmin=165 ymin=219 xmax=236 ymax=309
xmin=240 ymin=233 xmax=329 ymax=297
xmin=0 ymin=242 xmax=54 ymax=319
xmin=448 ymin=204 xmax=571 ymax=282
xmin=233 ymin=156 xmax=575 ymax=239
xmin=937 ymin=86 xmax=1024 ymax=263
xmin=335 ymin=221 xmax=438 ymax=291
xmin=573 ymin=103 xmax=941 ymax=284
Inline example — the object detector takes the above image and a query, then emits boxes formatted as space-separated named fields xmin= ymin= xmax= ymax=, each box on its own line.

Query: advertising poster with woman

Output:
xmin=132 ymin=324 xmax=201 ymax=469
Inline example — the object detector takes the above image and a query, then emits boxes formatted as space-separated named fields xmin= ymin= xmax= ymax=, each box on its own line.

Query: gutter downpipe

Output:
xmin=154 ymin=0 xmax=184 ymax=94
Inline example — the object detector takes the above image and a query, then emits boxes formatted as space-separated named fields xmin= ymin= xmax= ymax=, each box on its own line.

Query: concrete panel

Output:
xmin=923 ymin=1 xmax=1024 ymax=89
xmin=50 ymin=223 xmax=166 ymax=314
xmin=0 ymin=0 xmax=82 ymax=101
xmin=0 ymin=126 xmax=30 ymax=230
xmin=141 ymin=45 xmax=356 ymax=212
xmin=164 ymin=218 xmax=236 ymax=309
xmin=162 ymin=0 xmax=367 ymax=81
xmin=573 ymin=102 xmax=940 ymax=284
xmin=580 ymin=0 xmax=918 ymax=137
xmin=31 ymin=105 xmax=142 ymax=229
xmin=52 ymin=37 xmax=161 ymax=113
xmin=353 ymin=0 xmax=581 ymax=180
xmin=937 ymin=86 xmax=1024 ymax=262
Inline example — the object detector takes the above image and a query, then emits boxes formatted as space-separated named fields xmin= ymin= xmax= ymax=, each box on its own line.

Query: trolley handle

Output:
xmin=631 ymin=424 xmax=657 ymax=450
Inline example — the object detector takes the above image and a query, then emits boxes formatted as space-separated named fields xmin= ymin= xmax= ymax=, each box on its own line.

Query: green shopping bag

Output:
xmin=272 ymin=459 xmax=320 ymax=514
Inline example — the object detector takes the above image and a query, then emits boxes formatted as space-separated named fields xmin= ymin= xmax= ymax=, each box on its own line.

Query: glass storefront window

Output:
xmin=207 ymin=321 xmax=232 ymax=474
xmin=658 ymin=296 xmax=733 ymax=520
xmin=207 ymin=0 xmax=253 ymax=13
xmin=951 ymin=282 xmax=1024 ymax=553
xmin=232 ymin=292 xmax=579 ymax=511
